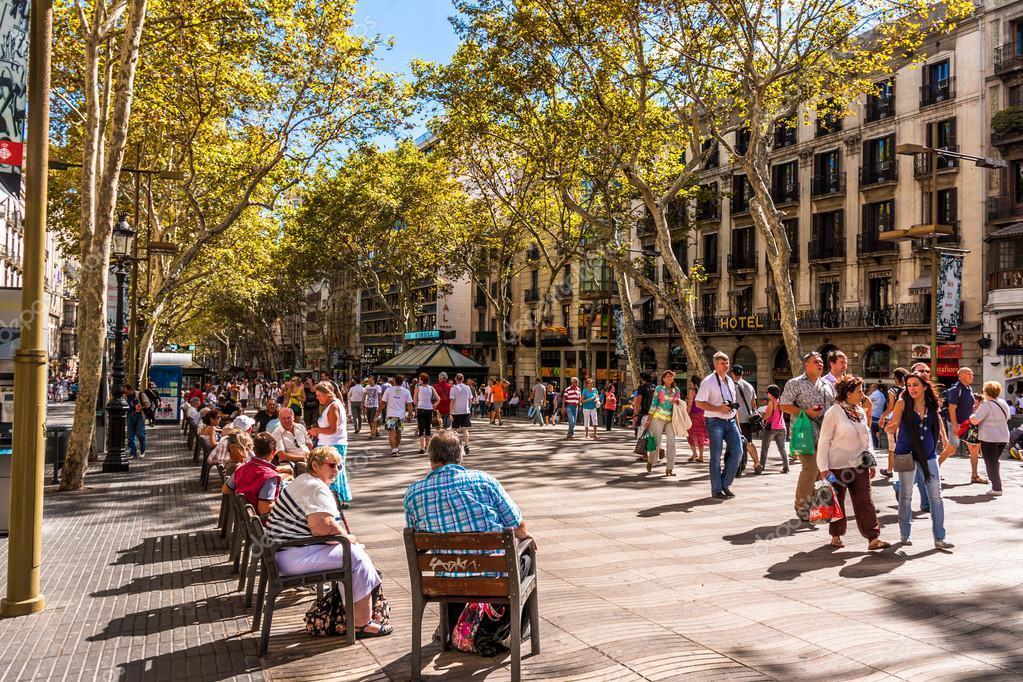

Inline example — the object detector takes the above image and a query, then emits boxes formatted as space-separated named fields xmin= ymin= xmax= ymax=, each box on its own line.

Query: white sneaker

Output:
xmin=934 ymin=540 xmax=955 ymax=550
xmin=989 ymin=488 xmax=1003 ymax=496
xmin=900 ymin=538 xmax=912 ymax=546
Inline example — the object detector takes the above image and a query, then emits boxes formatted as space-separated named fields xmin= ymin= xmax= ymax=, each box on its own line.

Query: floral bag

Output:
xmin=304 ymin=579 xmax=390 ymax=637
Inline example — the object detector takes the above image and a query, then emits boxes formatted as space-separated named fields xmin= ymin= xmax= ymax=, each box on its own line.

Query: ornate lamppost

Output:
xmin=102 ymin=215 xmax=136 ymax=473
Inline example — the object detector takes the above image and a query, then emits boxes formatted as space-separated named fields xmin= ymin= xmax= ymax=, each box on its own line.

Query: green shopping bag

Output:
xmin=646 ymin=431 xmax=657 ymax=452
xmin=790 ymin=410 xmax=816 ymax=455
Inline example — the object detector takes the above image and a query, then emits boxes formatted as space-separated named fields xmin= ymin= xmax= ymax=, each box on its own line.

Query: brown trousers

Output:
xmin=794 ymin=454 xmax=819 ymax=519
xmin=829 ymin=467 xmax=880 ymax=540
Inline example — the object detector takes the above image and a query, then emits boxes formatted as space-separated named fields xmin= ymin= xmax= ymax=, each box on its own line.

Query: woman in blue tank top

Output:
xmin=886 ymin=373 xmax=952 ymax=550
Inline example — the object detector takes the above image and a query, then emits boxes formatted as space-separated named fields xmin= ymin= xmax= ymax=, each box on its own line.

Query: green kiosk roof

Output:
xmin=374 ymin=342 xmax=486 ymax=375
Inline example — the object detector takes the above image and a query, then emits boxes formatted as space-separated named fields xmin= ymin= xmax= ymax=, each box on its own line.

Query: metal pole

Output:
xmin=128 ymin=157 xmax=141 ymax=384
xmin=102 ymin=266 xmax=130 ymax=472
xmin=930 ymin=149 xmax=939 ymax=370
xmin=2 ymin=0 xmax=52 ymax=618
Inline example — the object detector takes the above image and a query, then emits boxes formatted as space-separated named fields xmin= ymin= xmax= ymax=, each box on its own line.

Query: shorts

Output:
xmin=417 ymin=409 xmax=434 ymax=436
xmin=452 ymin=413 xmax=471 ymax=429
xmin=492 ymin=401 xmax=504 ymax=411
xmin=385 ymin=416 xmax=404 ymax=432
xmin=583 ymin=408 xmax=599 ymax=427
xmin=740 ymin=422 xmax=754 ymax=442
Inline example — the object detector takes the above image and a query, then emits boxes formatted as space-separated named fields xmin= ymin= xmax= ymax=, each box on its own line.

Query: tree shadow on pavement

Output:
xmin=90 ymin=563 xmax=236 ymax=597
xmin=112 ymin=530 xmax=226 ymax=565
xmin=637 ymin=497 xmax=723 ymax=517
xmin=116 ymin=638 xmax=261 ymax=681
xmin=88 ymin=594 xmax=245 ymax=641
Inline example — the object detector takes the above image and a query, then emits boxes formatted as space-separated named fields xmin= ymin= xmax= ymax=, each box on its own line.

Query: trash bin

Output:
xmin=0 ymin=446 xmax=11 ymax=534
xmin=45 ymin=426 xmax=71 ymax=485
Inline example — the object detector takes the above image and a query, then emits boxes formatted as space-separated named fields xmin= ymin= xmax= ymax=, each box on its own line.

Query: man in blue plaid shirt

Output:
xmin=404 ymin=431 xmax=534 ymax=544
xmin=405 ymin=430 xmax=537 ymax=645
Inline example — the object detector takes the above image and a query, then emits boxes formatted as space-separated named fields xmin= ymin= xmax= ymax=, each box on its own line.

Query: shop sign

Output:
xmin=718 ymin=314 xmax=766 ymax=331
xmin=936 ymin=360 xmax=959 ymax=377
xmin=1005 ymin=363 xmax=1023 ymax=379
xmin=938 ymin=343 xmax=962 ymax=359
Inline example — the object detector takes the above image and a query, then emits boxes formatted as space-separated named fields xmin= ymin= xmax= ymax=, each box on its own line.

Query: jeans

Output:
xmin=351 ymin=402 xmax=362 ymax=432
xmin=128 ymin=412 xmax=146 ymax=457
xmin=531 ymin=405 xmax=544 ymax=425
xmin=897 ymin=459 xmax=944 ymax=542
xmin=706 ymin=417 xmax=742 ymax=495
xmin=892 ymin=465 xmax=930 ymax=510
xmin=870 ymin=417 xmax=881 ymax=449
xmin=565 ymin=405 xmax=579 ymax=437
xmin=760 ymin=429 xmax=788 ymax=470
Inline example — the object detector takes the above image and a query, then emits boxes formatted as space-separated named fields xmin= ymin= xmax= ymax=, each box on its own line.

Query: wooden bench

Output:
xmin=403 ymin=528 xmax=539 ymax=681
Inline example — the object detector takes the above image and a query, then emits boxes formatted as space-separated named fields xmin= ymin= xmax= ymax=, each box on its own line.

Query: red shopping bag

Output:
xmin=808 ymin=482 xmax=845 ymax=524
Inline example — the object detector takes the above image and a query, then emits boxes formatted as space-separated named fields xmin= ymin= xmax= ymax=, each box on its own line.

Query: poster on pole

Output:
xmin=937 ymin=252 xmax=963 ymax=342
xmin=614 ymin=307 xmax=626 ymax=357
xmin=0 ymin=0 xmax=29 ymax=188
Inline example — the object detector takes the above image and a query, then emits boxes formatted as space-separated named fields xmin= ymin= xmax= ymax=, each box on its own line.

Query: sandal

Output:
xmin=830 ymin=537 xmax=845 ymax=548
xmin=971 ymin=475 xmax=988 ymax=485
xmin=687 ymin=455 xmax=698 ymax=463
xmin=355 ymin=620 xmax=393 ymax=639
xmin=868 ymin=539 xmax=891 ymax=551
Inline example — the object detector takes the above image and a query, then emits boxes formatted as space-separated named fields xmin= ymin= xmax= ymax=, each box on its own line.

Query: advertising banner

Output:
xmin=936 ymin=253 xmax=963 ymax=342
xmin=0 ymin=0 xmax=29 ymax=187
xmin=148 ymin=365 xmax=183 ymax=423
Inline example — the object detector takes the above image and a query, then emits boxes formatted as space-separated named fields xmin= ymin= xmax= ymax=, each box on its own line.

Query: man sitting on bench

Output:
xmin=404 ymin=430 xmax=537 ymax=645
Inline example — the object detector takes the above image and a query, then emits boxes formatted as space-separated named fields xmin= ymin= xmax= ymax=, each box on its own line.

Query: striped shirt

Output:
xmin=264 ymin=474 xmax=339 ymax=543
xmin=562 ymin=385 xmax=581 ymax=406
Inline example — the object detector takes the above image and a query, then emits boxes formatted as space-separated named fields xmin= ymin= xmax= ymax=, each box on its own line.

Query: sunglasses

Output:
xmin=324 ymin=461 xmax=340 ymax=470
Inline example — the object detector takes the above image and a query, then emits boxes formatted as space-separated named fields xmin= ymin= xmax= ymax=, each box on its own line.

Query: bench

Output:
xmin=403 ymin=528 xmax=539 ymax=681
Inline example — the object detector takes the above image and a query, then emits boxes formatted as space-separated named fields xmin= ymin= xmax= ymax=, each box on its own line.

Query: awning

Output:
xmin=728 ymin=286 xmax=752 ymax=295
xmin=632 ymin=295 xmax=652 ymax=308
xmin=909 ymin=271 xmax=932 ymax=295
xmin=373 ymin=342 xmax=488 ymax=376
xmin=987 ymin=222 xmax=1023 ymax=241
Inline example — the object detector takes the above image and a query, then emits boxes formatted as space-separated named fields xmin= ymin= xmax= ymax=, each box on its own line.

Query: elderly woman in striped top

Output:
xmin=264 ymin=447 xmax=392 ymax=638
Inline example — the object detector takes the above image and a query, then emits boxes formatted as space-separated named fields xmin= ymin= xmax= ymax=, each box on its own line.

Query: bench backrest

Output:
xmin=403 ymin=528 xmax=521 ymax=600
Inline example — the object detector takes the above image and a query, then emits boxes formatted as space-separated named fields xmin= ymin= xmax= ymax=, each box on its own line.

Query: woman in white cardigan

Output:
xmin=816 ymin=374 xmax=891 ymax=551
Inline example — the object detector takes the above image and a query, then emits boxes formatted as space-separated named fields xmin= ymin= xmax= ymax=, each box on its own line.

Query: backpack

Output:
xmin=304 ymin=579 xmax=390 ymax=637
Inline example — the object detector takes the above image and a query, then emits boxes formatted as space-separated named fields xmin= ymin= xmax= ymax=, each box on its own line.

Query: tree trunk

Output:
xmin=63 ymin=0 xmax=149 ymax=491
xmin=614 ymin=268 xmax=641 ymax=386
xmin=746 ymin=155 xmax=803 ymax=375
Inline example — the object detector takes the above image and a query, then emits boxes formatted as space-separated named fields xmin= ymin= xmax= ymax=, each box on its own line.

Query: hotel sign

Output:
xmin=718 ymin=314 xmax=766 ymax=331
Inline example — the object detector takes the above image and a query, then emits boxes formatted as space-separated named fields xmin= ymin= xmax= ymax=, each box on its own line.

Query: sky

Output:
xmin=353 ymin=0 xmax=461 ymax=144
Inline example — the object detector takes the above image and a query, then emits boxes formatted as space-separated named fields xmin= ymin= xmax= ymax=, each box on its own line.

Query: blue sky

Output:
xmin=354 ymin=0 xmax=460 ymax=144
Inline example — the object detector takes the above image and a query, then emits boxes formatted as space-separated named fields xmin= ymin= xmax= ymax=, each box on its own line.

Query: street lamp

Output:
xmin=101 ymin=215 xmax=136 ymax=473
xmin=884 ymin=144 xmax=1006 ymax=368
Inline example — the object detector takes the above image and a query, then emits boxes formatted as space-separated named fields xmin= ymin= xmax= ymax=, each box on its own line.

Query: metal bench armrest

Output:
xmin=275 ymin=534 xmax=351 ymax=550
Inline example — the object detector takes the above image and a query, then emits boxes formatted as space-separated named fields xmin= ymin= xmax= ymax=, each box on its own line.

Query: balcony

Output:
xmin=989 ymin=268 xmax=1023 ymax=290
xmin=859 ymin=161 xmax=898 ymax=187
xmin=811 ymin=171 xmax=845 ymax=197
xmin=911 ymin=221 xmax=960 ymax=249
xmin=727 ymin=250 xmax=758 ymax=271
xmin=920 ymin=78 xmax=955 ymax=108
xmin=991 ymin=107 xmax=1023 ymax=147
xmin=857 ymin=233 xmax=898 ymax=257
xmin=579 ymin=267 xmax=618 ymax=299
xmin=808 ymin=237 xmax=846 ymax=261
xmin=865 ymin=98 xmax=895 ymax=123
xmin=555 ymin=283 xmax=573 ymax=299
xmin=987 ymin=194 xmax=1023 ymax=222
xmin=635 ymin=318 xmax=676 ymax=337
xmin=994 ymin=43 xmax=1023 ymax=75
xmin=773 ymin=125 xmax=797 ymax=149
xmin=765 ymin=246 xmax=799 ymax=269
xmin=913 ymin=147 xmax=959 ymax=177
xmin=519 ymin=326 xmax=571 ymax=347
xmin=771 ymin=181 xmax=799 ymax=205
xmin=693 ymin=255 xmax=720 ymax=276
xmin=696 ymin=199 xmax=720 ymax=221
xmin=524 ymin=288 xmax=540 ymax=302
xmin=730 ymin=193 xmax=750 ymax=215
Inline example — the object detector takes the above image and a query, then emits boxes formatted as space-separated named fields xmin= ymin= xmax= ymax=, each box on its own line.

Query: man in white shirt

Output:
xmin=448 ymin=373 xmax=475 ymax=453
xmin=272 ymin=407 xmax=312 ymax=471
xmin=349 ymin=380 xmax=366 ymax=433
xmin=695 ymin=352 xmax=744 ymax=499
xmin=380 ymin=373 xmax=414 ymax=456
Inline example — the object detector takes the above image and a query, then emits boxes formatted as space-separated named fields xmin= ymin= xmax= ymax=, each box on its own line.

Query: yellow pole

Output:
xmin=2 ymin=0 xmax=52 ymax=617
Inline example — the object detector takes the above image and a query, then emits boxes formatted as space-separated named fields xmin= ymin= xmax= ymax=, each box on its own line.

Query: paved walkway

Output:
xmin=2 ymin=415 xmax=1023 ymax=680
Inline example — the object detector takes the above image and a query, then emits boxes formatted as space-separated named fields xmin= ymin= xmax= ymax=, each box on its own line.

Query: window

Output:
xmin=783 ymin=218 xmax=799 ymax=264
xmin=925 ymin=118 xmax=959 ymax=170
xmin=864 ymin=199 xmax=895 ymax=234
xmin=734 ymin=287 xmax=753 ymax=315
xmin=735 ymin=127 xmax=751 ymax=155
xmin=866 ymin=79 xmax=896 ymax=122
xmin=701 ymin=291 xmax=718 ymax=320
xmin=730 ymin=227 xmax=755 ymax=269
xmin=702 ymin=139 xmax=719 ymax=169
xmin=923 ymin=188 xmax=958 ymax=226
xmin=812 ymin=150 xmax=842 ymax=195
xmin=774 ymin=120 xmax=797 ymax=148
xmin=815 ymin=100 xmax=843 ymax=136
xmin=696 ymin=182 xmax=719 ymax=220
xmin=731 ymin=174 xmax=752 ymax=213
xmin=922 ymin=59 xmax=953 ymax=106
xmin=703 ymin=232 xmax=718 ymax=271
xmin=1015 ymin=161 xmax=1023 ymax=204
xmin=868 ymin=272 xmax=892 ymax=311
xmin=819 ymin=279 xmax=841 ymax=311
xmin=771 ymin=161 xmax=799 ymax=203
xmin=811 ymin=210 xmax=844 ymax=259
xmin=862 ymin=134 xmax=896 ymax=184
